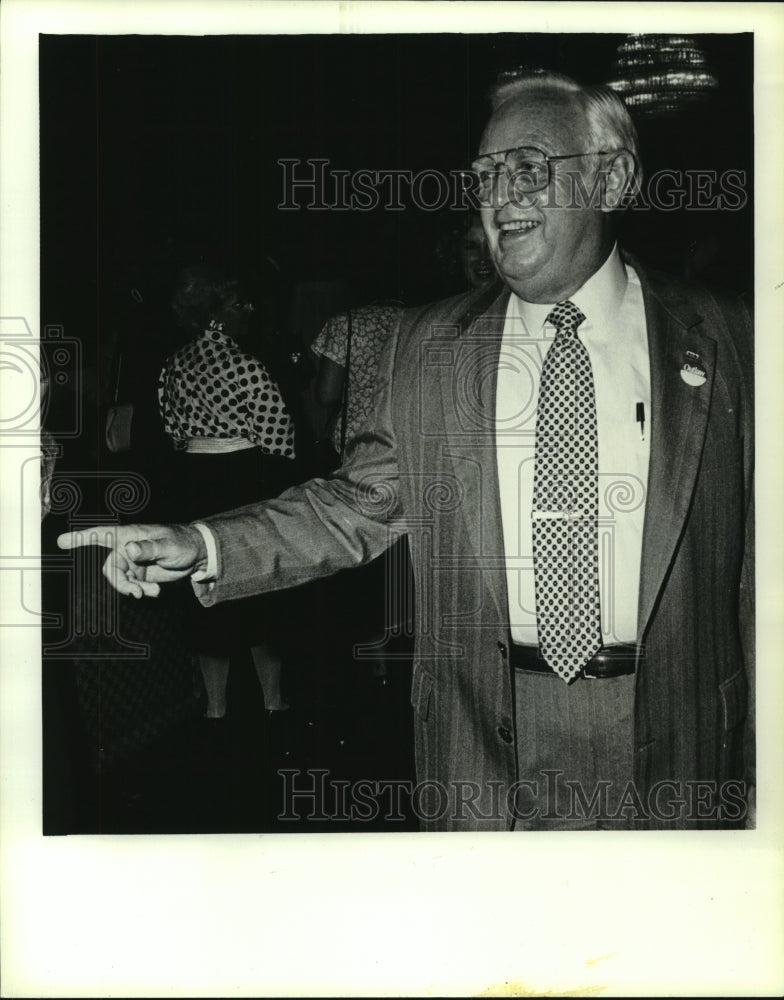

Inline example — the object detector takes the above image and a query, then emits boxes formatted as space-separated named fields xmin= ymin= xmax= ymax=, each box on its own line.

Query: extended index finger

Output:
xmin=57 ymin=525 xmax=120 ymax=551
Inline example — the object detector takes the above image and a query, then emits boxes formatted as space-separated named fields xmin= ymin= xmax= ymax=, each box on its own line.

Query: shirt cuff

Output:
xmin=190 ymin=521 xmax=218 ymax=582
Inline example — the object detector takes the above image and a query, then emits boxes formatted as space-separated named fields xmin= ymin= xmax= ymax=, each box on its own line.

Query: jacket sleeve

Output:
xmin=193 ymin=313 xmax=405 ymax=606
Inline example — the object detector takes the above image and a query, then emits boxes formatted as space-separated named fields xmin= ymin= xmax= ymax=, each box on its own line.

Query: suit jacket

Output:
xmin=197 ymin=257 xmax=754 ymax=831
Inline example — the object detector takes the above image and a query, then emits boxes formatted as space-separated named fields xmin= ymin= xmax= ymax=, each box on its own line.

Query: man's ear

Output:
xmin=601 ymin=149 xmax=637 ymax=212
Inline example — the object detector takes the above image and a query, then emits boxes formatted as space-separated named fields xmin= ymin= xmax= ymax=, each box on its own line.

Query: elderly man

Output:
xmin=60 ymin=70 xmax=754 ymax=831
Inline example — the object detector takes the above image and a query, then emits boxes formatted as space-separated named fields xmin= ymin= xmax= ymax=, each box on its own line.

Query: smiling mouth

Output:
xmin=499 ymin=220 xmax=541 ymax=237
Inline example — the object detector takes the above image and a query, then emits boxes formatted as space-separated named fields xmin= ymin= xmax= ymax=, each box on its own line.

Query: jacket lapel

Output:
xmin=436 ymin=283 xmax=511 ymax=624
xmin=433 ymin=261 xmax=714 ymax=641
xmin=636 ymin=265 xmax=716 ymax=640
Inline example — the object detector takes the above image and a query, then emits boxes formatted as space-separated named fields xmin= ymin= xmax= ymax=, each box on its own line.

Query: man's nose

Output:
xmin=492 ymin=171 xmax=537 ymax=211
xmin=489 ymin=170 xmax=514 ymax=208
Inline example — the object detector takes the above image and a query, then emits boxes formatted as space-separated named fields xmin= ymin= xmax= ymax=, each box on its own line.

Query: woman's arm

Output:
xmin=315 ymin=356 xmax=346 ymax=408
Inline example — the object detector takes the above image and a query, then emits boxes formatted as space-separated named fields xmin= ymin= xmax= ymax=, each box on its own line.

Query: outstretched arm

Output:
xmin=57 ymin=522 xmax=207 ymax=598
xmin=58 ymin=310 xmax=407 ymax=604
xmin=194 ymin=323 xmax=404 ymax=606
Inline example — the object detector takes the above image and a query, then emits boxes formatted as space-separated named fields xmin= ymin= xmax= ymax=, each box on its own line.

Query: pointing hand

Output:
xmin=57 ymin=523 xmax=208 ymax=598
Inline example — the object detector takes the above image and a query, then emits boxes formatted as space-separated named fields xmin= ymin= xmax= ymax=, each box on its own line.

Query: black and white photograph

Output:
xmin=39 ymin=22 xmax=758 ymax=837
xmin=1 ymin=2 xmax=782 ymax=996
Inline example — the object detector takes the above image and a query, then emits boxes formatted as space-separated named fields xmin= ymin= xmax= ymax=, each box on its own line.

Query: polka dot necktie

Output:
xmin=532 ymin=300 xmax=602 ymax=682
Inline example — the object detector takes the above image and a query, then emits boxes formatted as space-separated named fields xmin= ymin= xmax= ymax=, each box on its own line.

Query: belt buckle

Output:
xmin=581 ymin=653 xmax=599 ymax=680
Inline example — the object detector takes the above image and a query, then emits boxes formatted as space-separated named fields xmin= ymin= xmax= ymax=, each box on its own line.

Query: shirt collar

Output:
xmin=198 ymin=325 xmax=240 ymax=351
xmin=512 ymin=243 xmax=628 ymax=334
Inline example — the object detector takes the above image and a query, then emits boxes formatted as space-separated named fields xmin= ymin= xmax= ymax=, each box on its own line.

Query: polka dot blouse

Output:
xmin=158 ymin=325 xmax=295 ymax=457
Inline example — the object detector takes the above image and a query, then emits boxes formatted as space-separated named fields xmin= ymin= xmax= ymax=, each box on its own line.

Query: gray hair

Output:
xmin=488 ymin=68 xmax=642 ymax=183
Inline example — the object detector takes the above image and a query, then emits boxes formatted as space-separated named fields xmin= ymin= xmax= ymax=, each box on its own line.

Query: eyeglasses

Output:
xmin=465 ymin=145 xmax=613 ymax=204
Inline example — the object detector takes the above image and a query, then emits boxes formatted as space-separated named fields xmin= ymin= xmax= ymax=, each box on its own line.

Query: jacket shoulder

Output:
xmin=631 ymin=257 xmax=751 ymax=325
xmin=397 ymin=282 xmax=507 ymax=346
xmin=401 ymin=287 xmax=481 ymax=331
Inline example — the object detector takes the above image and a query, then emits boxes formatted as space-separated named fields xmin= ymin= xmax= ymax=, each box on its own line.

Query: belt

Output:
xmin=185 ymin=437 xmax=257 ymax=454
xmin=509 ymin=642 xmax=640 ymax=680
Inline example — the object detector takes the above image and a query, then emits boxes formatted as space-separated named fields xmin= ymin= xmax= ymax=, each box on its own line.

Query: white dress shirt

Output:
xmin=495 ymin=244 xmax=650 ymax=645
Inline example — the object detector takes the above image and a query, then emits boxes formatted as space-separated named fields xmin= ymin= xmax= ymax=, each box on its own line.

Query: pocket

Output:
xmin=719 ymin=667 xmax=748 ymax=731
xmin=410 ymin=664 xmax=434 ymax=722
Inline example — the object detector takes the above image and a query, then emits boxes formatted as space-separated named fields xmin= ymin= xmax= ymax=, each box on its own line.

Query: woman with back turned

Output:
xmin=159 ymin=264 xmax=297 ymax=725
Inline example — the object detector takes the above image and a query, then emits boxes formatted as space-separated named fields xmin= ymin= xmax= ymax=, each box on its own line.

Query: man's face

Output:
xmin=478 ymin=90 xmax=610 ymax=303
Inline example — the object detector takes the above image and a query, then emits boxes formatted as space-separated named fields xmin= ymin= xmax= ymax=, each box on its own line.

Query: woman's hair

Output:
xmin=487 ymin=67 xmax=642 ymax=184
xmin=239 ymin=255 xmax=289 ymax=335
xmin=170 ymin=264 xmax=241 ymax=333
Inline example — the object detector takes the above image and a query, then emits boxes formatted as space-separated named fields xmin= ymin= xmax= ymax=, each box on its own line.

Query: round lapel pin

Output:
xmin=680 ymin=350 xmax=707 ymax=387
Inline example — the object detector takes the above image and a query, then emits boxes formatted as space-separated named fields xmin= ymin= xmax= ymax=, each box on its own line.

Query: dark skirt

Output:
xmin=170 ymin=446 xmax=297 ymax=654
